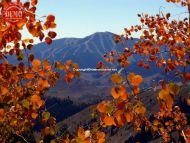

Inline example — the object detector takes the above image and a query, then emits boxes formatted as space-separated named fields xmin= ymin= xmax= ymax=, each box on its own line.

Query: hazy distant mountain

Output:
xmin=32 ymin=32 xmax=138 ymax=68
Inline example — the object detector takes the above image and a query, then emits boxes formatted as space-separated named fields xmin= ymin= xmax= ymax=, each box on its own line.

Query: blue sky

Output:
xmin=23 ymin=0 xmax=187 ymax=39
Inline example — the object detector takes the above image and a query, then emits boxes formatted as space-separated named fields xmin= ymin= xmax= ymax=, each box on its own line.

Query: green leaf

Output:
xmin=17 ymin=53 xmax=24 ymax=61
xmin=105 ymin=104 xmax=113 ymax=114
xmin=43 ymin=111 xmax=50 ymax=120
xmin=22 ymin=99 xmax=30 ymax=109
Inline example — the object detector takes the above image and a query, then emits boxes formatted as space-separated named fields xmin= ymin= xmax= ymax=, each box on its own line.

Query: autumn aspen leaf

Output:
xmin=31 ymin=0 xmax=38 ymax=6
xmin=134 ymin=104 xmax=146 ymax=116
xmin=124 ymin=111 xmax=133 ymax=122
xmin=66 ymin=59 xmax=73 ymax=65
xmin=133 ymin=87 xmax=140 ymax=95
xmin=103 ymin=116 xmax=116 ymax=126
xmin=184 ymin=73 xmax=190 ymax=80
xmin=48 ymin=31 xmax=57 ymax=39
xmin=97 ymin=101 xmax=106 ymax=113
xmin=42 ymin=112 xmax=51 ymax=121
xmin=0 ymin=109 xmax=4 ymax=121
xmin=114 ymin=34 xmax=122 ymax=43
xmin=45 ymin=37 xmax=52 ymax=45
xmin=32 ymin=59 xmax=41 ymax=69
xmin=47 ymin=15 xmax=55 ymax=22
xmin=127 ymin=73 xmax=143 ymax=86
xmin=77 ymin=127 xmax=86 ymax=139
xmin=28 ymin=54 xmax=34 ymax=62
xmin=64 ymin=72 xmax=75 ymax=83
xmin=114 ymin=110 xmax=126 ymax=126
xmin=186 ymin=99 xmax=190 ymax=108
xmin=111 ymin=85 xmax=128 ymax=100
xmin=31 ymin=94 xmax=43 ymax=108
xmin=1 ymin=87 xmax=8 ymax=95
xmin=42 ymin=60 xmax=51 ymax=70
xmin=111 ymin=73 xmax=123 ymax=84
xmin=37 ymin=78 xmax=50 ymax=89
xmin=127 ymin=73 xmax=135 ymax=82
xmin=31 ymin=112 xmax=38 ymax=119
xmin=96 ymin=132 xmax=106 ymax=143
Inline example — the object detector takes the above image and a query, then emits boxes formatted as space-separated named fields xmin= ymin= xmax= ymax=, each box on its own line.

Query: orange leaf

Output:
xmin=131 ymin=75 xmax=143 ymax=86
xmin=158 ymin=88 xmax=174 ymax=111
xmin=31 ymin=112 xmax=38 ymax=119
xmin=66 ymin=60 xmax=73 ymax=66
xmin=31 ymin=0 xmax=38 ymax=6
xmin=44 ymin=127 xmax=50 ymax=135
xmin=42 ymin=60 xmax=51 ymax=70
xmin=103 ymin=116 xmax=116 ymax=126
xmin=114 ymin=110 xmax=126 ymax=126
xmin=111 ymin=74 xmax=123 ymax=84
xmin=37 ymin=79 xmax=50 ymax=89
xmin=25 ymin=73 xmax=35 ymax=79
xmin=186 ymin=97 xmax=190 ymax=106
xmin=96 ymin=132 xmax=105 ymax=143
xmin=133 ymin=87 xmax=140 ymax=95
xmin=97 ymin=101 xmax=106 ymax=113
xmin=77 ymin=127 xmax=86 ymax=140
xmin=1 ymin=87 xmax=8 ymax=95
xmin=127 ymin=73 xmax=135 ymax=82
xmin=31 ymin=94 xmax=43 ymax=108
xmin=0 ymin=109 xmax=5 ymax=121
xmin=124 ymin=111 xmax=133 ymax=122
xmin=32 ymin=59 xmax=41 ymax=69
xmin=111 ymin=85 xmax=128 ymax=100
xmin=64 ymin=72 xmax=75 ymax=83
xmin=185 ymin=127 xmax=190 ymax=139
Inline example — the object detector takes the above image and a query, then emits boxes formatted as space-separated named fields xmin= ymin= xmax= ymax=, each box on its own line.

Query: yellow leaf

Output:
xmin=134 ymin=103 xmax=146 ymax=116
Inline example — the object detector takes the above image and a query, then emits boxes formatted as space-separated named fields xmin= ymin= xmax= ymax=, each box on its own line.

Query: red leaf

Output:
xmin=45 ymin=37 xmax=52 ymax=45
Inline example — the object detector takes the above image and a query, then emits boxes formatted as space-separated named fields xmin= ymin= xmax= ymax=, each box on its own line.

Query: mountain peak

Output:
xmin=92 ymin=31 xmax=115 ymax=36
